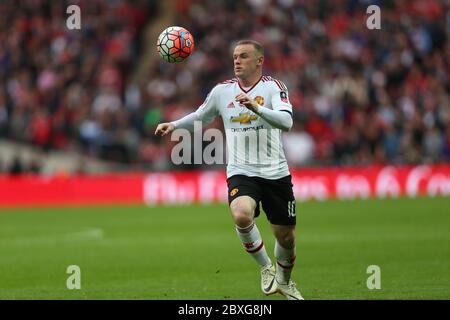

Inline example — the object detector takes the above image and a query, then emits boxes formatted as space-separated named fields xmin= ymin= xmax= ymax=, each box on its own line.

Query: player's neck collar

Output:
xmin=237 ymin=75 xmax=262 ymax=93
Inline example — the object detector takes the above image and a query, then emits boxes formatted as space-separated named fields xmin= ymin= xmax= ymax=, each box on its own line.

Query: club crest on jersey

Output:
xmin=280 ymin=91 xmax=288 ymax=103
xmin=230 ymin=188 xmax=239 ymax=196
xmin=230 ymin=112 xmax=258 ymax=124
xmin=254 ymin=96 xmax=264 ymax=106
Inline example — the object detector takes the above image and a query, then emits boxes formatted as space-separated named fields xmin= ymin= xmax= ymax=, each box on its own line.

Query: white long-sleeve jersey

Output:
xmin=172 ymin=76 xmax=294 ymax=179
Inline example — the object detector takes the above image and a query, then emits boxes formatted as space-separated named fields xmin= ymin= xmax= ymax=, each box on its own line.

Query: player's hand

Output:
xmin=235 ymin=93 xmax=259 ymax=114
xmin=155 ymin=123 xmax=175 ymax=136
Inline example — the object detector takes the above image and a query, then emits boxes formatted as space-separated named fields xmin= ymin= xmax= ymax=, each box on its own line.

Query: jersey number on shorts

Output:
xmin=287 ymin=200 xmax=296 ymax=218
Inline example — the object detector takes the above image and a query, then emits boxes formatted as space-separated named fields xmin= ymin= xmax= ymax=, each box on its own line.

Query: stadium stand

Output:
xmin=0 ymin=0 xmax=448 ymax=174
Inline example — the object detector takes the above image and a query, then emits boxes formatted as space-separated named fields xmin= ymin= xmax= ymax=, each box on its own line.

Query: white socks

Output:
xmin=274 ymin=241 xmax=296 ymax=284
xmin=235 ymin=222 xmax=272 ymax=267
xmin=235 ymin=223 xmax=297 ymax=283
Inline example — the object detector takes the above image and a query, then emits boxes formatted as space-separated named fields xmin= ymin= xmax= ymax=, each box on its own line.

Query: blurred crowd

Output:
xmin=1 ymin=0 xmax=449 ymax=173
xmin=0 ymin=0 xmax=157 ymax=173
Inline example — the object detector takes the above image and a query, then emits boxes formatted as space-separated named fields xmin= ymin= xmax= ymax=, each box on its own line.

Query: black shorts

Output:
xmin=227 ymin=174 xmax=296 ymax=226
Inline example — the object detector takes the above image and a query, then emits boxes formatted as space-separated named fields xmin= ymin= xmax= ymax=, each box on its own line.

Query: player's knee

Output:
xmin=231 ymin=209 xmax=253 ymax=228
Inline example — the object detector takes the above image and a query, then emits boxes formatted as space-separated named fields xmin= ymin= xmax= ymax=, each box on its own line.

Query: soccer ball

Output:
xmin=157 ymin=26 xmax=195 ymax=63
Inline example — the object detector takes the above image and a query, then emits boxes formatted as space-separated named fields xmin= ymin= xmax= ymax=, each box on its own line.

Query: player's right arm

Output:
xmin=154 ymin=122 xmax=176 ymax=136
xmin=154 ymin=86 xmax=219 ymax=136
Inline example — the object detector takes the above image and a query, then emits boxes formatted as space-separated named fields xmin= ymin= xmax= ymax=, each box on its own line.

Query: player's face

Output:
xmin=233 ymin=44 xmax=263 ymax=79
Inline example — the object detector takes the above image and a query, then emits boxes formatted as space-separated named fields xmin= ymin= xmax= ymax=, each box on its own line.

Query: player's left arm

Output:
xmin=235 ymin=89 xmax=293 ymax=132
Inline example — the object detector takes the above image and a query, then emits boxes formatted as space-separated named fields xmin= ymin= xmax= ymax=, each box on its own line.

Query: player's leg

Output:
xmin=272 ymin=224 xmax=303 ymax=300
xmin=227 ymin=175 xmax=276 ymax=295
xmin=229 ymin=195 xmax=272 ymax=266
xmin=229 ymin=195 xmax=276 ymax=295
xmin=271 ymin=224 xmax=296 ymax=285
xmin=229 ymin=195 xmax=256 ymax=229
xmin=271 ymin=224 xmax=303 ymax=300
xmin=261 ymin=175 xmax=304 ymax=300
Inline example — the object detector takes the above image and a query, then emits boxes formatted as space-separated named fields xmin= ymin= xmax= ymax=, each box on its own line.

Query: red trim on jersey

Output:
xmin=274 ymin=79 xmax=284 ymax=90
xmin=272 ymin=77 xmax=286 ymax=90
xmin=238 ymin=75 xmax=263 ymax=93
xmin=261 ymin=76 xmax=287 ymax=91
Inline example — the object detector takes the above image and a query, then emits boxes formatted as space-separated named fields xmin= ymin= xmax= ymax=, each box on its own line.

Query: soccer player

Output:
xmin=155 ymin=39 xmax=303 ymax=300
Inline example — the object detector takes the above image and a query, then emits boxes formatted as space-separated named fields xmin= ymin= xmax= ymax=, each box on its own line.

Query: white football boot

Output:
xmin=276 ymin=279 xmax=304 ymax=300
xmin=260 ymin=264 xmax=277 ymax=295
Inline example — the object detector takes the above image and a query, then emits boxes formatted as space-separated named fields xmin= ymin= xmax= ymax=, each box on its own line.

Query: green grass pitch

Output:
xmin=0 ymin=197 xmax=449 ymax=299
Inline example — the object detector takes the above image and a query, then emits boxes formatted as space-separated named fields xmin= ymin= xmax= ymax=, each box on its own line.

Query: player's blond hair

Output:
xmin=235 ymin=39 xmax=264 ymax=58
